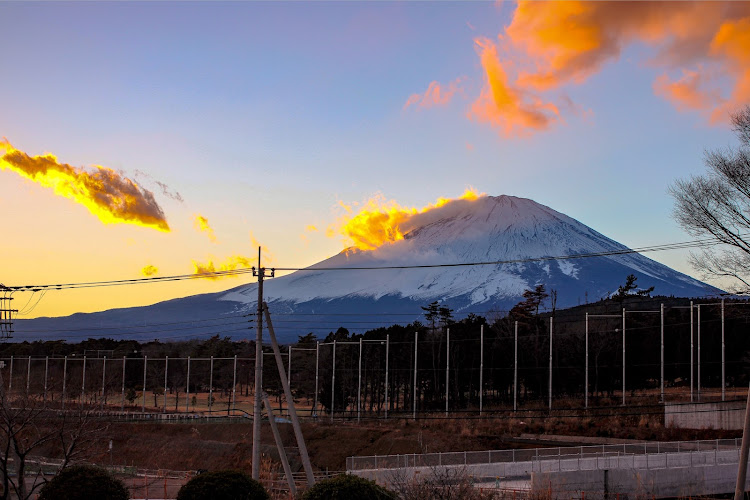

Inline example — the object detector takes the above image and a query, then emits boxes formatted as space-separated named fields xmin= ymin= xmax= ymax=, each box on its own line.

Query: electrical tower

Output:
xmin=0 ymin=285 xmax=16 ymax=339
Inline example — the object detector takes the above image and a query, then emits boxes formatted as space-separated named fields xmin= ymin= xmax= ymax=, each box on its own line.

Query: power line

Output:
xmin=1 ymin=234 xmax=725 ymax=292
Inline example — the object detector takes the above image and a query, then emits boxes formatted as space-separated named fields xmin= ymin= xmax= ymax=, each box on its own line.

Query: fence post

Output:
xmin=81 ymin=355 xmax=87 ymax=405
xmin=163 ymin=356 xmax=168 ymax=412
xmin=385 ymin=335 xmax=390 ymax=419
xmin=585 ymin=313 xmax=589 ymax=408
xmin=62 ymin=355 xmax=67 ymax=409
xmin=697 ymin=304 xmax=701 ymax=401
xmin=26 ymin=355 xmax=31 ymax=395
xmin=121 ymin=356 xmax=126 ymax=411
xmin=445 ymin=328 xmax=450 ymax=417
xmin=186 ymin=356 xmax=191 ymax=412
xmin=43 ymin=356 xmax=48 ymax=403
xmin=142 ymin=355 xmax=147 ymax=413
xmin=622 ymin=308 xmax=626 ymax=406
xmin=209 ymin=356 xmax=214 ymax=412
xmin=549 ymin=318 xmax=553 ymax=410
xmin=413 ymin=332 xmax=418 ymax=420
xmin=722 ymin=298 xmax=726 ymax=401
xmin=660 ymin=303 xmax=665 ymax=403
xmin=357 ymin=337 xmax=362 ymax=422
xmin=331 ymin=340 xmax=336 ymax=422
xmin=480 ymin=324 xmax=484 ymax=416
xmin=102 ymin=356 xmax=107 ymax=408
xmin=514 ymin=321 xmax=518 ymax=412
xmin=313 ymin=342 xmax=319 ymax=417
xmin=232 ymin=355 xmax=237 ymax=413
xmin=690 ymin=301 xmax=694 ymax=402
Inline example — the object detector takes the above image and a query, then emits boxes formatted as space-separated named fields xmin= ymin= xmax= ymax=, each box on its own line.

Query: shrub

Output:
xmin=176 ymin=470 xmax=269 ymax=500
xmin=38 ymin=465 xmax=129 ymax=500
xmin=302 ymin=474 xmax=395 ymax=500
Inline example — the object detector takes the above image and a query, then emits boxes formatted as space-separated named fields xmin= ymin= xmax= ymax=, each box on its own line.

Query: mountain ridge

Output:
xmin=13 ymin=195 xmax=720 ymax=342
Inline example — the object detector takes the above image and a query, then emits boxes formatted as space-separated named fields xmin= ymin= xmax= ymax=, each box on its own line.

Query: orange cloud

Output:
xmin=507 ymin=2 xmax=734 ymax=90
xmin=409 ymin=2 xmax=750 ymax=135
xmin=141 ymin=265 xmax=158 ymax=277
xmin=0 ymin=139 xmax=169 ymax=231
xmin=331 ymin=188 xmax=485 ymax=251
xmin=192 ymin=255 xmax=253 ymax=280
xmin=468 ymin=37 xmax=559 ymax=137
xmin=404 ymin=79 xmax=463 ymax=110
xmin=653 ymin=69 xmax=723 ymax=115
xmin=193 ymin=214 xmax=218 ymax=242
xmin=506 ymin=1 xmax=750 ymax=121
xmin=710 ymin=17 xmax=750 ymax=115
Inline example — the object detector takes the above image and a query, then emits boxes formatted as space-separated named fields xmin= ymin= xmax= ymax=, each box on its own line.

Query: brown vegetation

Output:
xmin=68 ymin=410 xmax=739 ymax=474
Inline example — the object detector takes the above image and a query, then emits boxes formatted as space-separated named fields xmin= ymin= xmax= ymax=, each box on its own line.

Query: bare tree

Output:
xmin=0 ymin=374 xmax=107 ymax=500
xmin=389 ymin=466 xmax=495 ymax=500
xmin=671 ymin=105 xmax=750 ymax=291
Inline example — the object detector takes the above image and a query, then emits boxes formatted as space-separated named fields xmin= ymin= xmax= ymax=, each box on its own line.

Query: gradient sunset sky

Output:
xmin=1 ymin=1 xmax=749 ymax=318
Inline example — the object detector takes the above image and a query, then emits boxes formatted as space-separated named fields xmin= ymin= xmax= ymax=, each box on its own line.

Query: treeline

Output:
xmin=2 ymin=291 xmax=750 ymax=414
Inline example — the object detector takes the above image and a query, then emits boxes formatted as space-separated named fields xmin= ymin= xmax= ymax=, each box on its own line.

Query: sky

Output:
xmin=1 ymin=1 xmax=749 ymax=319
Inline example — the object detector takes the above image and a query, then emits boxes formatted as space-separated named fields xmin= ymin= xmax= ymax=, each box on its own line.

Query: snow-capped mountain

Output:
xmin=14 ymin=195 xmax=718 ymax=342
xmin=222 ymin=195 xmax=714 ymax=311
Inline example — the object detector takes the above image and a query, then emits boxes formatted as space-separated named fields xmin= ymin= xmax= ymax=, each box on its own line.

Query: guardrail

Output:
xmin=346 ymin=438 xmax=743 ymax=471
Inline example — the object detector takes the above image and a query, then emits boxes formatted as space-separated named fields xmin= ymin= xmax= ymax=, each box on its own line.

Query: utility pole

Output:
xmin=251 ymin=247 xmax=274 ymax=481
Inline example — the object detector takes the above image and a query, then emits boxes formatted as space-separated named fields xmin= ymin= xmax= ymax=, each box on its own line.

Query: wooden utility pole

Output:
xmin=251 ymin=247 xmax=274 ymax=480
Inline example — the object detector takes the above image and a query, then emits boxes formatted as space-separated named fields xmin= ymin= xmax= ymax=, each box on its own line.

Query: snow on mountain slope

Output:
xmin=221 ymin=195 xmax=716 ymax=311
xmin=13 ymin=195 xmax=719 ymax=343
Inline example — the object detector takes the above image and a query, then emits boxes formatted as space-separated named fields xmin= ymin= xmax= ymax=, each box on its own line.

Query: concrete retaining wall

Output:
xmin=531 ymin=462 xmax=750 ymax=499
xmin=664 ymin=400 xmax=745 ymax=430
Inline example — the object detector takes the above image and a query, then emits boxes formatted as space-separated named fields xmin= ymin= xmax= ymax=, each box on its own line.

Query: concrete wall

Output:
xmin=664 ymin=400 xmax=745 ymax=430
xmin=531 ymin=462 xmax=750 ymax=499
xmin=353 ymin=449 xmax=746 ymax=498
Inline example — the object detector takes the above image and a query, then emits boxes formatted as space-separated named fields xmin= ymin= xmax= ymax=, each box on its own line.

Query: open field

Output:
xmin=59 ymin=408 xmax=742 ymax=473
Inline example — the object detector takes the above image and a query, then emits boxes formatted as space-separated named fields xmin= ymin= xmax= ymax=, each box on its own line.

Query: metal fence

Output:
xmin=346 ymin=438 xmax=743 ymax=471
xmin=1 ymin=300 xmax=748 ymax=419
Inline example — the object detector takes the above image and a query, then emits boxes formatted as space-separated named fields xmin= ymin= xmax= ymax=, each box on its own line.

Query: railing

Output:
xmin=346 ymin=438 xmax=743 ymax=471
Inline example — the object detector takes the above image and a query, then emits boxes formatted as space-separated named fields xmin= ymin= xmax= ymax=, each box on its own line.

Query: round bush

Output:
xmin=176 ymin=470 xmax=269 ymax=500
xmin=302 ymin=474 xmax=395 ymax=500
xmin=38 ymin=465 xmax=129 ymax=500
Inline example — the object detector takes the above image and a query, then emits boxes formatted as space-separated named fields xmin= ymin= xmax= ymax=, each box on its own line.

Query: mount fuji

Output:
xmin=15 ymin=195 xmax=718 ymax=342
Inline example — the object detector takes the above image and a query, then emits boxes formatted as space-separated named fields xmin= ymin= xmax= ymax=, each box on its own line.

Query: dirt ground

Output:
xmin=80 ymin=408 xmax=740 ymax=474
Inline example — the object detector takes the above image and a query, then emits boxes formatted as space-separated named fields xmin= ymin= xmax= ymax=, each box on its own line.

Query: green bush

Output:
xmin=302 ymin=474 xmax=395 ymax=500
xmin=38 ymin=465 xmax=129 ymax=500
xmin=176 ymin=470 xmax=269 ymax=500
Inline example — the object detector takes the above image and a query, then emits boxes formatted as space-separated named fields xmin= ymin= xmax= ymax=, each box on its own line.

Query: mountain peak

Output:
xmin=221 ymin=194 xmax=716 ymax=311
